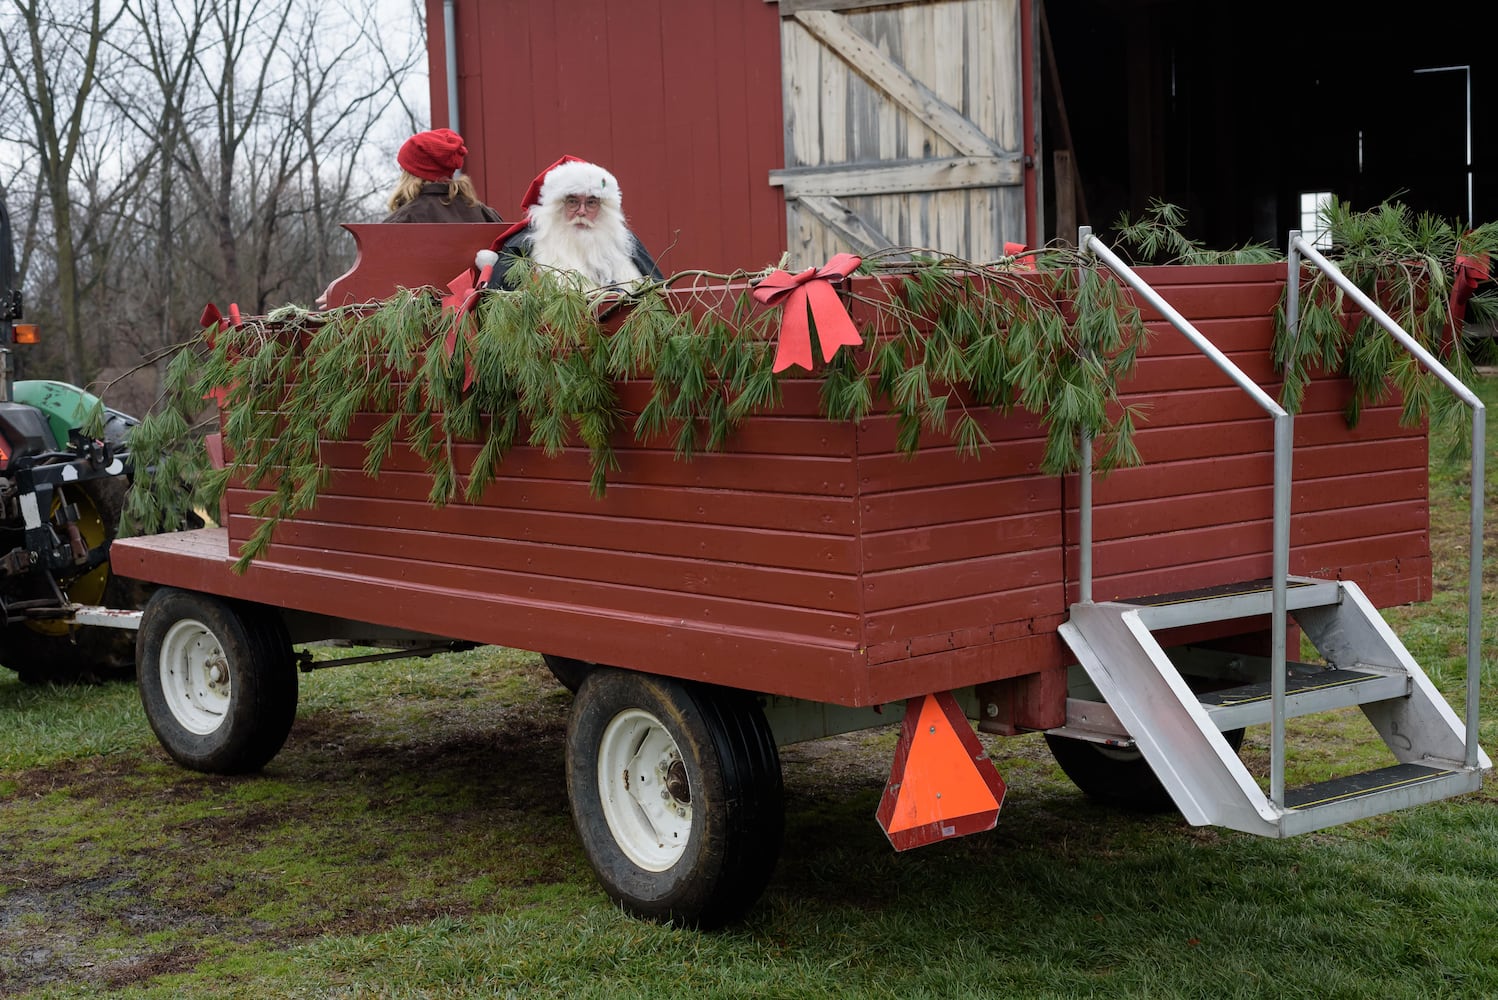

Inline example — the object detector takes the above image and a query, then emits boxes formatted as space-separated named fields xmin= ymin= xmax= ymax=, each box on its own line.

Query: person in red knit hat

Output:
xmin=383 ymin=128 xmax=504 ymax=224
xmin=489 ymin=155 xmax=661 ymax=291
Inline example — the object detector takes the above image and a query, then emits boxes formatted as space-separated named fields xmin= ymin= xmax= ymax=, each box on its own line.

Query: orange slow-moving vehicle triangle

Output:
xmin=876 ymin=692 xmax=1006 ymax=851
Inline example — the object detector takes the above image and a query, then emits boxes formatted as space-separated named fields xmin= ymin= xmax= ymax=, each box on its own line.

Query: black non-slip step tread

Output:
xmin=1197 ymin=665 xmax=1393 ymax=707
xmin=1284 ymin=762 xmax=1461 ymax=809
xmin=1116 ymin=578 xmax=1320 ymax=608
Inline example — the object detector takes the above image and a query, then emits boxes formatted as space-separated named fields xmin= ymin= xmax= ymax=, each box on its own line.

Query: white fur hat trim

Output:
xmin=538 ymin=160 xmax=622 ymax=207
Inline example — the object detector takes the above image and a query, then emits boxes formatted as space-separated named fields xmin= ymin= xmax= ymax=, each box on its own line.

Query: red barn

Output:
xmin=426 ymin=0 xmax=1494 ymax=265
xmin=425 ymin=0 xmax=1037 ymax=273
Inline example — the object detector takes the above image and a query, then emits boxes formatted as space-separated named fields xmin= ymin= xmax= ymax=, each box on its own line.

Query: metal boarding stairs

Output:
xmin=1052 ymin=229 xmax=1490 ymax=837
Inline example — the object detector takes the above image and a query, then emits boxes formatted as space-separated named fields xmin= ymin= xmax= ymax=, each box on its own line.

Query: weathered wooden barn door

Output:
xmin=772 ymin=0 xmax=1033 ymax=267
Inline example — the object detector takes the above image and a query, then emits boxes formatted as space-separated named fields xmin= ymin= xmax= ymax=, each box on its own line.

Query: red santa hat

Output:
xmin=490 ymin=155 xmax=622 ymax=248
xmin=529 ymin=157 xmax=623 ymax=214
xmin=397 ymin=128 xmax=467 ymax=182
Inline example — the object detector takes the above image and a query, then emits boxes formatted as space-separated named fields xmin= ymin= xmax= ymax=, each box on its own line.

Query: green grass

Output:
xmin=0 ymin=680 xmax=144 ymax=770
xmin=2 ymin=377 xmax=1497 ymax=999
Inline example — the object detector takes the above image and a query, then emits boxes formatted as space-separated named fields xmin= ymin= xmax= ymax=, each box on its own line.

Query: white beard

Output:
xmin=527 ymin=202 xmax=644 ymax=290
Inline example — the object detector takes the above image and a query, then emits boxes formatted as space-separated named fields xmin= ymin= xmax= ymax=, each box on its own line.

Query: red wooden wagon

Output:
xmin=106 ymin=225 xmax=1489 ymax=927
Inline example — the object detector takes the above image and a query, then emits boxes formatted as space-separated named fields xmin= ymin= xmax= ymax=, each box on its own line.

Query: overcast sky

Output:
xmin=385 ymin=0 xmax=431 ymax=127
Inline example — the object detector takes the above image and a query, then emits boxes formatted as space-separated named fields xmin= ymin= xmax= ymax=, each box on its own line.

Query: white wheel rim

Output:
xmin=158 ymin=618 xmax=232 ymax=736
xmin=596 ymin=707 xmax=693 ymax=872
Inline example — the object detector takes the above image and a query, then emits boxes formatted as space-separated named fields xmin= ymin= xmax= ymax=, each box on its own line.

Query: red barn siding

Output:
xmin=424 ymin=0 xmax=787 ymax=275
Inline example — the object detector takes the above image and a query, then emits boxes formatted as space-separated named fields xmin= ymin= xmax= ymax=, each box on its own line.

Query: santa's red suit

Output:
xmin=490 ymin=157 xmax=662 ymax=290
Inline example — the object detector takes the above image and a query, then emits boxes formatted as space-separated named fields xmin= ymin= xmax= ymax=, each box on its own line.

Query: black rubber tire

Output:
xmin=1045 ymin=726 xmax=1247 ymax=813
xmin=565 ymin=668 xmax=784 ymax=928
xmin=1 ymin=475 xmax=151 ymax=685
xmin=541 ymin=653 xmax=594 ymax=693
xmin=136 ymin=588 xmax=298 ymax=774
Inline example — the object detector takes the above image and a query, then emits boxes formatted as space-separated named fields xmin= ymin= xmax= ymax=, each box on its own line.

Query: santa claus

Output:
xmin=490 ymin=156 xmax=662 ymax=291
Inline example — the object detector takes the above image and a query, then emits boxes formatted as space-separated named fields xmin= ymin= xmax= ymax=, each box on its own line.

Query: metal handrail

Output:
xmin=1078 ymin=227 xmax=1297 ymax=805
xmin=1288 ymin=232 xmax=1485 ymax=769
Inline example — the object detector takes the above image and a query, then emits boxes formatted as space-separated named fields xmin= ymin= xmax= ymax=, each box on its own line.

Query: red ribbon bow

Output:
xmin=440 ymin=256 xmax=496 ymax=390
xmin=1003 ymin=241 xmax=1038 ymax=270
xmin=1441 ymin=249 xmax=1491 ymax=357
xmin=199 ymin=302 xmax=242 ymax=406
xmin=752 ymin=253 xmax=863 ymax=373
xmin=1452 ymin=252 xmax=1490 ymax=313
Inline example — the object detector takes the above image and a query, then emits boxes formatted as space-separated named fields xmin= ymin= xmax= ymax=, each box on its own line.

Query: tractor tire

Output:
xmin=1 ymin=475 xmax=151 ymax=685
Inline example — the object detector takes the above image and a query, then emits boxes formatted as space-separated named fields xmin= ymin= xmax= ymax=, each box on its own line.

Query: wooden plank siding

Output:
xmin=1065 ymin=264 xmax=1429 ymax=610
xmin=113 ymin=262 xmax=1431 ymax=709
xmin=424 ymin=0 xmax=788 ymax=276
xmin=776 ymin=0 xmax=1028 ymax=267
xmin=206 ymin=359 xmax=1064 ymax=704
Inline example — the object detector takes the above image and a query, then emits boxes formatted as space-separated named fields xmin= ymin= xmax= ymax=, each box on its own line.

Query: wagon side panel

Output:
xmin=1067 ymin=264 xmax=1430 ymax=608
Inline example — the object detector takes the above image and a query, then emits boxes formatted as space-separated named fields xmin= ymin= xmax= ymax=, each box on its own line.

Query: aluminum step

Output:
xmin=1111 ymin=577 xmax=1342 ymax=631
xmin=1198 ymin=663 xmax=1409 ymax=731
xmin=1278 ymin=763 xmax=1482 ymax=836
xmin=1051 ymin=661 xmax=1409 ymax=745
xmin=1055 ymin=578 xmax=1488 ymax=838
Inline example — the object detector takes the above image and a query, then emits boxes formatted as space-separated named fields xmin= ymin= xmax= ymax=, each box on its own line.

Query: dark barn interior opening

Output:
xmin=1043 ymin=1 xmax=1495 ymax=252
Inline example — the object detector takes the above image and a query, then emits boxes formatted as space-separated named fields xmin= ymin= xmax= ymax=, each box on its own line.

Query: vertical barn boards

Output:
xmin=771 ymin=0 xmax=1038 ymax=268
xmin=424 ymin=0 xmax=788 ymax=274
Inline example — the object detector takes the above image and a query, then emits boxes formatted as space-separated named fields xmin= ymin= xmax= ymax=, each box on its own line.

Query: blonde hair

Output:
xmin=387 ymin=170 xmax=483 ymax=212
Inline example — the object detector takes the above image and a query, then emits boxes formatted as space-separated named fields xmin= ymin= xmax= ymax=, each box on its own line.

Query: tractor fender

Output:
xmin=11 ymin=379 xmax=137 ymax=450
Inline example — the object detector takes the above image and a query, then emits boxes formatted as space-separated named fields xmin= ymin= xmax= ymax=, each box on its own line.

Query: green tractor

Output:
xmin=0 ymin=195 xmax=151 ymax=684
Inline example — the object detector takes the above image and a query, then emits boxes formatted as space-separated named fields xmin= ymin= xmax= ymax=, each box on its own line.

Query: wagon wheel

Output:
xmin=565 ymin=668 xmax=784 ymax=928
xmin=1 ymin=476 xmax=151 ymax=685
xmin=136 ymin=588 xmax=298 ymax=774
xmin=1046 ymin=668 xmax=1247 ymax=813
xmin=541 ymin=653 xmax=594 ymax=693
xmin=1045 ymin=726 xmax=1247 ymax=812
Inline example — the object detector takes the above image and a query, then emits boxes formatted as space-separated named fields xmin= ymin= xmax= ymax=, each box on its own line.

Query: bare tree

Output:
xmin=290 ymin=0 xmax=427 ymax=300
xmin=107 ymin=0 xmax=211 ymax=367
xmin=134 ymin=0 xmax=424 ymax=310
xmin=2 ymin=0 xmax=426 ymax=404
xmin=1 ymin=0 xmax=126 ymax=384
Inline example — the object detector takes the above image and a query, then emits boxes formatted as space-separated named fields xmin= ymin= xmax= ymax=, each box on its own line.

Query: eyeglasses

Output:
xmin=563 ymin=195 xmax=602 ymax=213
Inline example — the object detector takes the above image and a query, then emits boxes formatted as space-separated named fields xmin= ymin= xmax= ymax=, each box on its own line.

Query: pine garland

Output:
xmin=121 ymin=248 xmax=1150 ymax=570
xmin=1096 ymin=196 xmax=1493 ymax=453
xmin=1271 ymin=198 xmax=1497 ymax=456
xmin=119 ymin=202 xmax=1495 ymax=571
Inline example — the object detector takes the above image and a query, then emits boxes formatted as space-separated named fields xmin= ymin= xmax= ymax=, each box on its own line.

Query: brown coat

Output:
xmin=382 ymin=184 xmax=504 ymax=224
